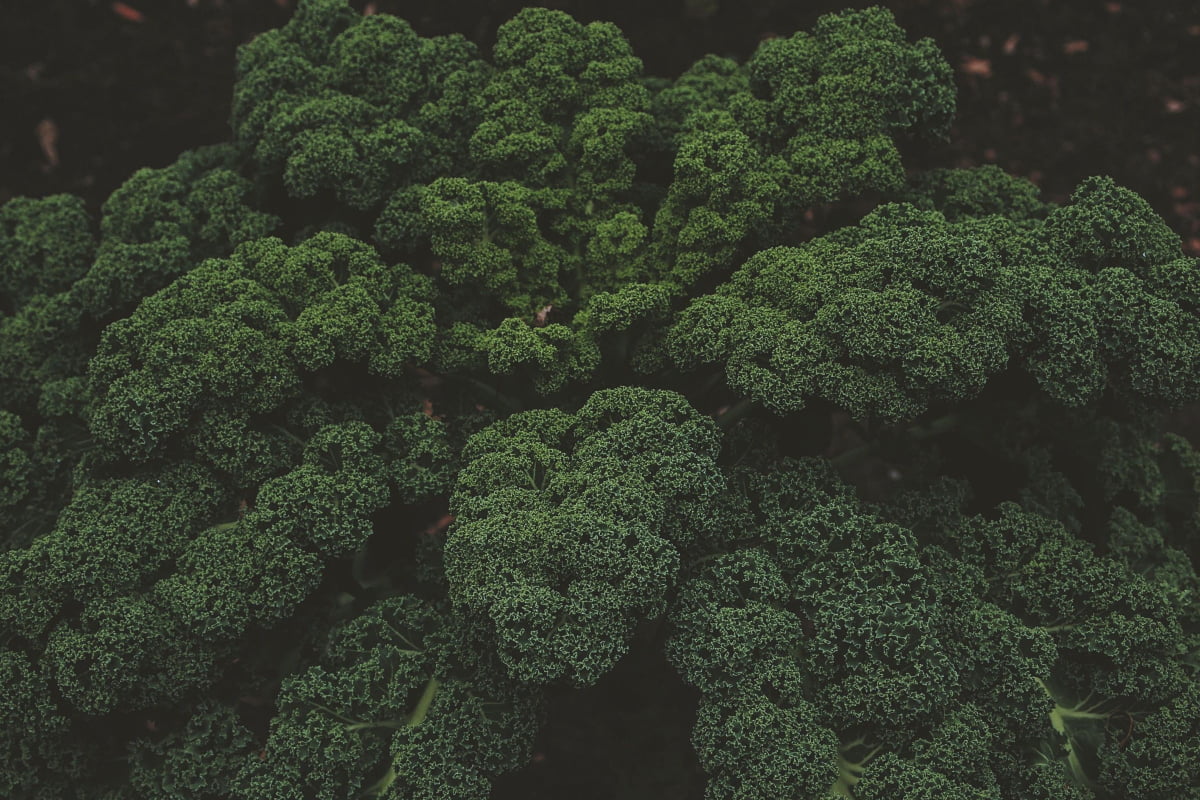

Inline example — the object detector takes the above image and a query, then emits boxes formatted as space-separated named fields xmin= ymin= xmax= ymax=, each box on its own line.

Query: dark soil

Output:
xmin=4 ymin=0 xmax=1198 ymax=254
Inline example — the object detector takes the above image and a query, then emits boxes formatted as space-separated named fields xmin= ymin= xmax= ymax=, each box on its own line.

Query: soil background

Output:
xmin=3 ymin=0 xmax=1199 ymax=254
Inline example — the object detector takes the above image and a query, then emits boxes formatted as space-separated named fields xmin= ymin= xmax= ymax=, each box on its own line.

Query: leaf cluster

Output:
xmin=0 ymin=2 xmax=1197 ymax=798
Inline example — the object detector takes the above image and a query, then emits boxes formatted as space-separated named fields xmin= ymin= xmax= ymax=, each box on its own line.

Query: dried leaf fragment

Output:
xmin=35 ymin=118 xmax=59 ymax=168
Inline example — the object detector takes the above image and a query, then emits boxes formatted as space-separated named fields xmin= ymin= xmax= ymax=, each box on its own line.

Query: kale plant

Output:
xmin=1 ymin=2 xmax=1197 ymax=797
